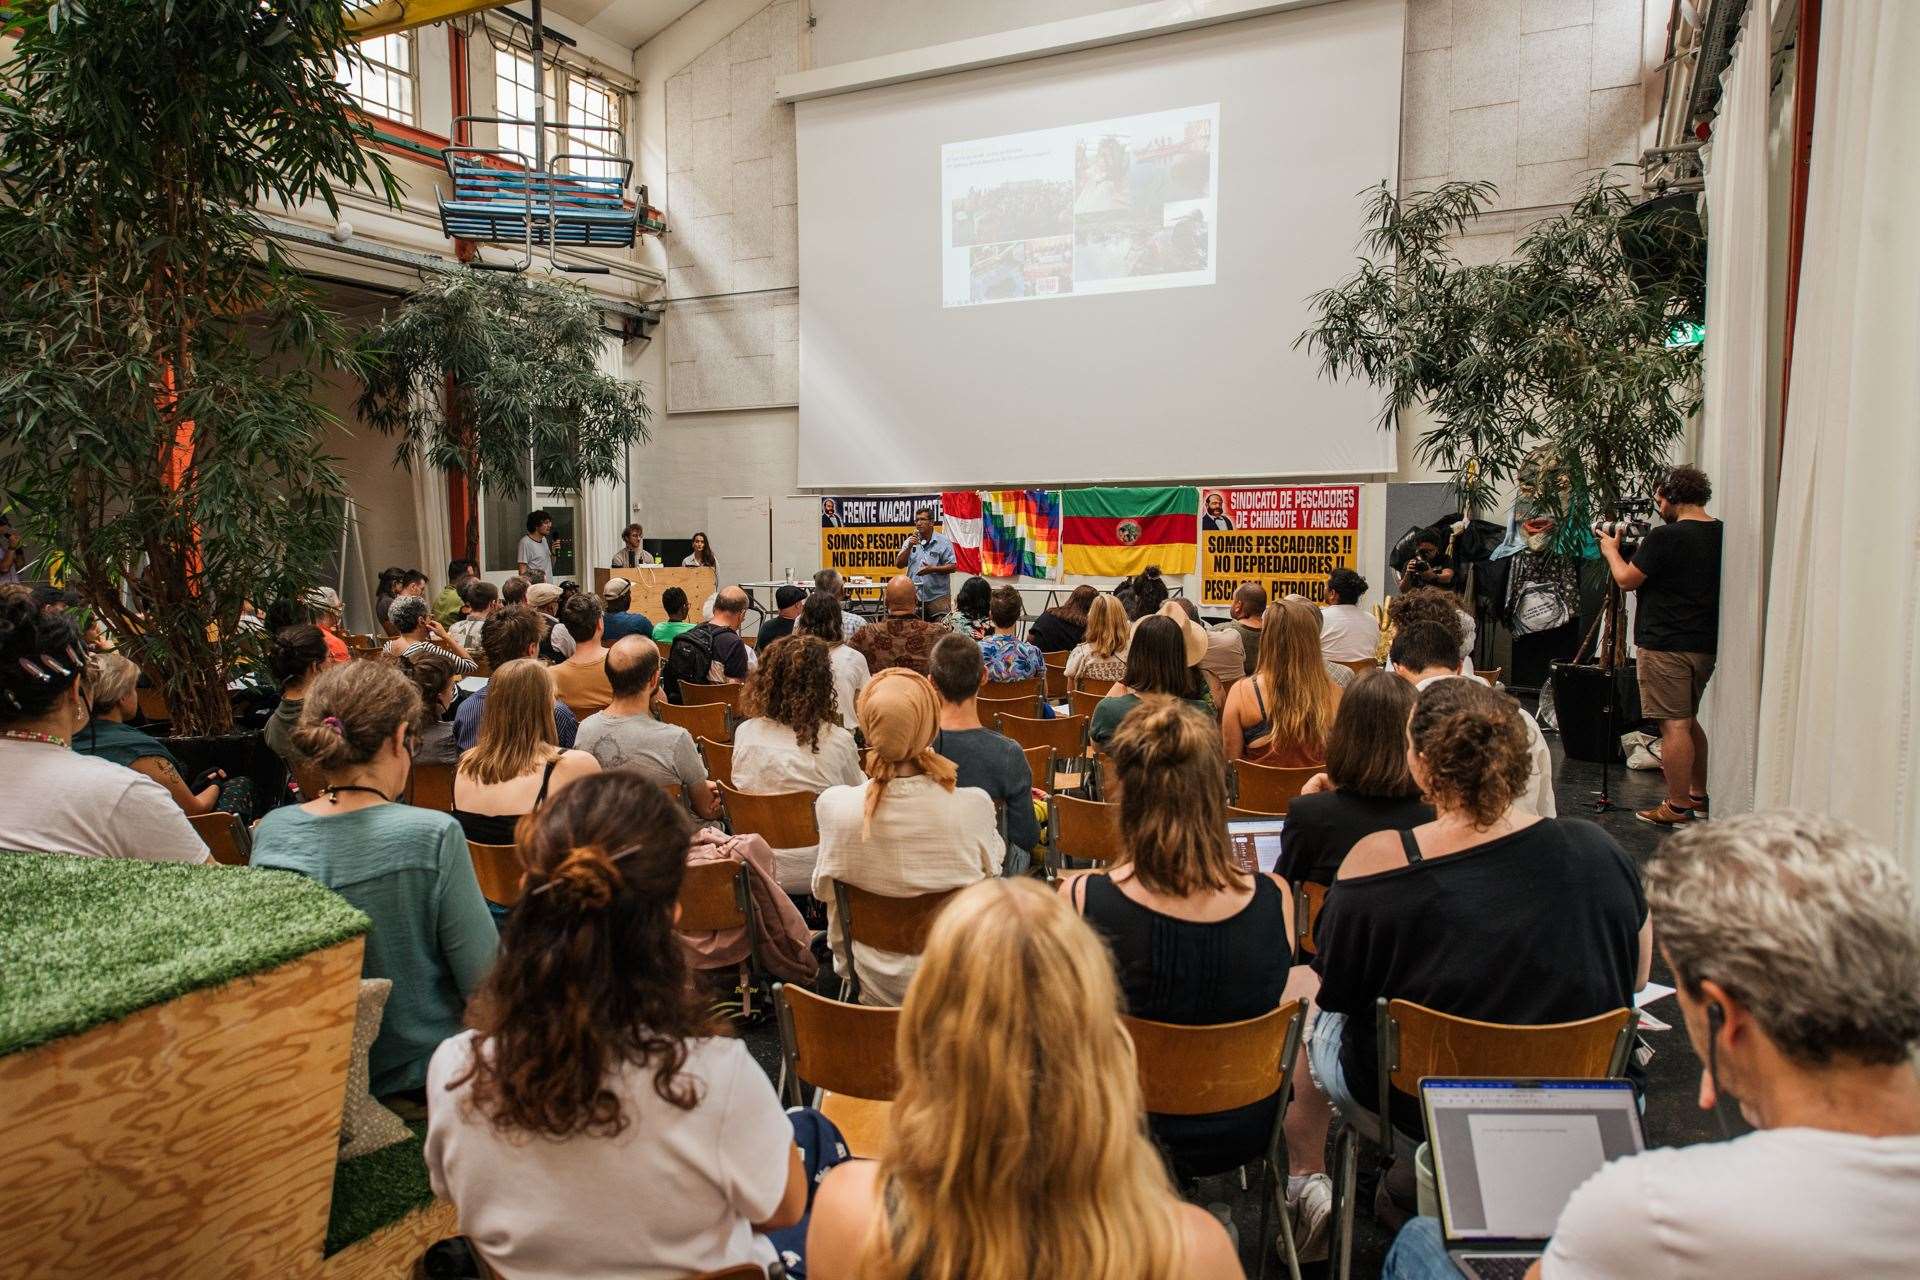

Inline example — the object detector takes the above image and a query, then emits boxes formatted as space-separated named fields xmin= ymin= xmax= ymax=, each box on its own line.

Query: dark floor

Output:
xmin=730 ymin=710 xmax=1723 ymax=1278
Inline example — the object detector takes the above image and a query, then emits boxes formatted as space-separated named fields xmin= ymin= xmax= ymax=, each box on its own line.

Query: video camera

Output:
xmin=1593 ymin=498 xmax=1655 ymax=554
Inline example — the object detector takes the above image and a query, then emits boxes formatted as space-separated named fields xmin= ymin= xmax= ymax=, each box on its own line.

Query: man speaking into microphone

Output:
xmin=894 ymin=506 xmax=957 ymax=621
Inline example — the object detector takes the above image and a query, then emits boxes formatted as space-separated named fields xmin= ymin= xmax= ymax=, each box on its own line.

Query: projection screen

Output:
xmin=795 ymin=0 xmax=1405 ymax=489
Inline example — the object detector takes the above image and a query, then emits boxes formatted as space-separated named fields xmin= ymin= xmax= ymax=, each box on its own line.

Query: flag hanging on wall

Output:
xmin=941 ymin=490 xmax=982 ymax=574
xmin=980 ymin=489 xmax=1064 ymax=579
xmin=1062 ymin=486 xmax=1200 ymax=576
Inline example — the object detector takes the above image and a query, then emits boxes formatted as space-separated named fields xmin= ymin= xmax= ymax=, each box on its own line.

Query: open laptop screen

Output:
xmin=1424 ymin=1079 xmax=1644 ymax=1243
xmin=1226 ymin=816 xmax=1286 ymax=874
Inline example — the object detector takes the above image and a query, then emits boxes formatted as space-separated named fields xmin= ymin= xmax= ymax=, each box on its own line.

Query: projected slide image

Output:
xmin=941 ymin=103 xmax=1218 ymax=307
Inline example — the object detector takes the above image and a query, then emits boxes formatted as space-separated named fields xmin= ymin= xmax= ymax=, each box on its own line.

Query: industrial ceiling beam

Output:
xmin=344 ymin=0 xmax=513 ymax=41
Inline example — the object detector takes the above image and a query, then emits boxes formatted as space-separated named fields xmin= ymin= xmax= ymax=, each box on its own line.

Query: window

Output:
xmin=493 ymin=48 xmax=557 ymax=163
xmin=338 ymin=33 xmax=417 ymax=126
xmin=492 ymin=48 xmax=625 ymax=177
xmin=565 ymin=78 xmax=622 ymax=179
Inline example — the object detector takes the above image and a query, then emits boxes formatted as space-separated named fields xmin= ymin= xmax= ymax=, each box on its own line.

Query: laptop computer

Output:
xmin=1422 ymin=1078 xmax=1645 ymax=1280
xmin=1226 ymin=815 xmax=1286 ymax=875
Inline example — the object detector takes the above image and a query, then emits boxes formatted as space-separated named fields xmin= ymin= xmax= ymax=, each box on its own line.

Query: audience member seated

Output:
xmin=303 ymin=585 xmax=351 ymax=663
xmin=733 ymin=635 xmax=865 ymax=894
xmin=1391 ymin=618 xmax=1554 ymax=816
xmin=1024 ymin=583 xmax=1099 ymax=652
xmin=677 ymin=586 xmax=754 ymax=684
xmin=452 ymin=659 xmax=600 ymax=847
xmin=1116 ymin=567 xmax=1171 ymax=621
xmin=652 ymin=586 xmax=695 ymax=646
xmin=1215 ymin=582 xmax=1268 ymax=678
xmin=0 ymin=598 xmax=207 ymax=862
xmin=427 ymin=772 xmax=839 ymax=1279
xmin=814 ymin=668 xmax=999 ymax=1005
xmin=251 ymin=660 xmax=497 ymax=1094
xmin=1062 ymin=698 xmax=1300 ymax=1182
xmin=756 ymin=584 xmax=807 ymax=648
xmin=929 ymin=634 xmax=1040 ymax=871
xmin=551 ymin=595 xmax=614 ymax=718
xmin=499 ymin=574 xmax=531 ymax=608
xmin=526 ymin=583 xmax=574 ymax=661
xmin=1168 ymin=595 xmax=1244 ymax=697
xmin=401 ymin=649 xmax=462 ymax=766
xmin=597 ymin=576 xmax=653 ymax=643
xmin=1313 ymin=679 xmax=1649 ymax=1146
xmin=434 ymin=558 xmax=477 ymax=625
xmin=1319 ymin=569 xmax=1379 ymax=663
xmin=1222 ymin=600 xmax=1341 ymax=767
xmin=449 ymin=579 xmax=500 ymax=653
xmin=383 ymin=595 xmax=477 ymax=674
xmin=812 ymin=568 xmax=867 ymax=638
xmin=1388 ymin=586 xmax=1478 ymax=679
xmin=379 ymin=568 xmax=429 ymax=637
xmin=806 ymin=878 xmax=1241 ymax=1277
xmin=454 ymin=606 xmax=579 ymax=752
xmin=78 ymin=652 xmax=250 ymax=817
xmin=945 ymin=575 xmax=993 ymax=641
xmin=798 ymin=591 xmax=870 ymax=734
xmin=1063 ymin=592 xmax=1132 ymax=684
xmin=979 ymin=586 xmax=1043 ymax=684
xmin=576 ymin=637 xmax=721 ymax=819
xmin=1385 ymin=811 xmax=1920 ymax=1280
xmin=1089 ymin=615 xmax=1213 ymax=749
xmin=1278 ymin=671 xmax=1432 ymax=887
xmin=848 ymin=575 xmax=948 ymax=676
xmin=264 ymin=623 xmax=329 ymax=777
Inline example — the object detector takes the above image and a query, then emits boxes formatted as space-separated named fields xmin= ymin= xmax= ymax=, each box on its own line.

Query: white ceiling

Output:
xmin=542 ymin=0 xmax=705 ymax=50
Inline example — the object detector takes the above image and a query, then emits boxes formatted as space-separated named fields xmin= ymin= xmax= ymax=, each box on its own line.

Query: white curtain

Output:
xmin=411 ymin=444 xmax=452 ymax=587
xmin=1694 ymin=10 xmax=1772 ymax=818
xmin=1755 ymin=0 xmax=1920 ymax=870
xmin=571 ymin=332 xmax=631 ymax=575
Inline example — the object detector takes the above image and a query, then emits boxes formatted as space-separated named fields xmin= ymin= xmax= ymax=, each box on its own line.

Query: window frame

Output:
xmin=490 ymin=46 xmax=627 ymax=177
xmin=338 ymin=31 xmax=420 ymax=128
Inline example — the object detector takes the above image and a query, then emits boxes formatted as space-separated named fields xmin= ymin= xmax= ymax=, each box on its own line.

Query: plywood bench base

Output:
xmin=323 ymin=1198 xmax=459 ymax=1280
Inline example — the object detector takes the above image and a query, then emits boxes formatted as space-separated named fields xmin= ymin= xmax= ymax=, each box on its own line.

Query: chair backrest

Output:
xmin=1052 ymin=794 xmax=1122 ymax=865
xmin=468 ymin=841 xmax=525 ymax=906
xmin=1294 ymin=880 xmax=1327 ymax=957
xmin=699 ymin=736 xmax=734 ymax=789
xmin=1478 ymin=666 xmax=1503 ymax=687
xmin=1380 ymin=1000 xmax=1635 ymax=1106
xmin=717 ymin=783 xmax=820 ymax=848
xmin=1226 ymin=804 xmax=1285 ymax=820
xmin=1020 ymin=744 xmax=1056 ymax=797
xmin=1042 ymin=650 xmax=1070 ymax=670
xmin=994 ymin=711 xmax=1088 ymax=756
xmin=975 ymin=696 xmax=1038 ymax=727
xmin=776 ymin=984 xmax=901 ymax=1104
xmin=1126 ymin=999 xmax=1307 ymax=1114
xmin=660 ymin=700 xmax=729 ymax=743
xmin=833 ymin=881 xmax=959 ymax=955
xmin=680 ymin=681 xmax=744 ymax=712
xmin=677 ymin=859 xmax=751 ymax=933
xmin=1042 ymin=663 xmax=1070 ymax=701
xmin=409 ymin=761 xmax=457 ymax=813
xmin=188 ymin=812 xmax=252 ymax=867
xmin=136 ymin=684 xmax=172 ymax=725
xmin=1338 ymin=658 xmax=1381 ymax=675
xmin=1231 ymin=760 xmax=1322 ymax=815
xmin=1068 ymin=684 xmax=1111 ymax=720
xmin=1092 ymin=749 xmax=1119 ymax=799
xmin=988 ymin=675 xmax=1043 ymax=703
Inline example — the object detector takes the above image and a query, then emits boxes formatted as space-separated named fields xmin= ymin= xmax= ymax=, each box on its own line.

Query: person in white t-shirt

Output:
xmin=516 ymin=509 xmax=555 ymax=583
xmin=0 ymin=598 xmax=207 ymax=863
xmin=1319 ymin=568 xmax=1380 ymax=663
xmin=1383 ymin=810 xmax=1920 ymax=1280
xmin=1391 ymin=620 xmax=1555 ymax=818
xmin=426 ymin=770 xmax=848 ymax=1280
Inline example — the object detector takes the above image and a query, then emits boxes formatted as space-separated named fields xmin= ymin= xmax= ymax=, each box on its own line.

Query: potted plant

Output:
xmin=1297 ymin=176 xmax=1703 ymax=757
xmin=0 ymin=0 xmax=401 ymax=780
xmin=354 ymin=269 xmax=652 ymax=560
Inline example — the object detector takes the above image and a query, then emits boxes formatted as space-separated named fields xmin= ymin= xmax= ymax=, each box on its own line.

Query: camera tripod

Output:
xmin=1582 ymin=580 xmax=1629 ymax=814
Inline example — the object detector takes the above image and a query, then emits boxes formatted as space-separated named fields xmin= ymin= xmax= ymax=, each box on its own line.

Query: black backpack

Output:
xmin=665 ymin=623 xmax=719 ymax=702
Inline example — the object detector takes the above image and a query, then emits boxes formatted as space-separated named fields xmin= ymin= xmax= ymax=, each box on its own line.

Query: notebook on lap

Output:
xmin=1422 ymin=1078 xmax=1645 ymax=1280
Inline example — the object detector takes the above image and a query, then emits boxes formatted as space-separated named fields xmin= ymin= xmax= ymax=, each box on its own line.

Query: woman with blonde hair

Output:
xmin=1062 ymin=591 xmax=1131 ymax=684
xmin=1221 ymin=600 xmax=1341 ymax=766
xmin=806 ymin=877 xmax=1242 ymax=1279
xmin=811 ymin=667 xmax=999 ymax=1005
xmin=451 ymin=658 xmax=599 ymax=847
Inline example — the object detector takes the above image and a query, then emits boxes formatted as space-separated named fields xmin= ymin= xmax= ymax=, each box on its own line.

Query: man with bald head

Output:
xmin=848 ymin=575 xmax=949 ymax=675
xmin=576 ymin=636 xmax=721 ymax=817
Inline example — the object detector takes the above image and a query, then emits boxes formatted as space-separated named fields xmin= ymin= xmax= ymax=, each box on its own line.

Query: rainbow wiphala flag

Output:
xmin=980 ymin=489 xmax=1064 ymax=579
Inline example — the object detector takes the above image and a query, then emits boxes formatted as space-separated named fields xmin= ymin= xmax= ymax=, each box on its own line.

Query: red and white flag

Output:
xmin=941 ymin=490 xmax=981 ymax=574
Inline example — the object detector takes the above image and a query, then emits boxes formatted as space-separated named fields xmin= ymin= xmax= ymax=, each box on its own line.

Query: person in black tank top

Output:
xmin=452 ymin=754 xmax=561 ymax=846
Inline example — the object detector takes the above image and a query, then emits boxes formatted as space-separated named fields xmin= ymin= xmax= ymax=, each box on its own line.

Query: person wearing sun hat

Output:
xmin=303 ymin=585 xmax=350 ymax=664
xmin=1089 ymin=613 xmax=1215 ymax=749
xmin=811 ymin=667 xmax=1001 ymax=1005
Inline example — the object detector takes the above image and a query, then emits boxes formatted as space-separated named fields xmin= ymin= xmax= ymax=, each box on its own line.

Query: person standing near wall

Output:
xmin=518 ymin=511 xmax=555 ymax=584
xmin=894 ymin=507 xmax=956 ymax=621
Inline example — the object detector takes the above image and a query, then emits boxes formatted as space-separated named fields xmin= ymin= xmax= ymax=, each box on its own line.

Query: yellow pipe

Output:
xmin=344 ymin=0 xmax=514 ymax=40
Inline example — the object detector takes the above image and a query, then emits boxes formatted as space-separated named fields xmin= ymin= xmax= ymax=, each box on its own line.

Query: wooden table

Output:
xmin=594 ymin=566 xmax=718 ymax=621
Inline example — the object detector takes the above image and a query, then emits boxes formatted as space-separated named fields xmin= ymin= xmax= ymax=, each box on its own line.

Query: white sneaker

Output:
xmin=1285 ymin=1173 xmax=1333 ymax=1264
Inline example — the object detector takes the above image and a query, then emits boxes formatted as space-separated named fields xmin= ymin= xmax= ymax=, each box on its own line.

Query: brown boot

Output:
xmin=1635 ymin=800 xmax=1694 ymax=827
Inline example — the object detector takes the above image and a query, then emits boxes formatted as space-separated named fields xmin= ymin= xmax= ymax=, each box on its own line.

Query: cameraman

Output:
xmin=1397 ymin=529 xmax=1458 ymax=593
xmin=1598 ymin=465 xmax=1722 ymax=828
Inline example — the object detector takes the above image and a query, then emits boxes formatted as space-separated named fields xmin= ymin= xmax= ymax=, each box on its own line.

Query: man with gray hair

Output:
xmin=813 ymin=568 xmax=866 ymax=639
xmin=1383 ymin=811 xmax=1920 ymax=1280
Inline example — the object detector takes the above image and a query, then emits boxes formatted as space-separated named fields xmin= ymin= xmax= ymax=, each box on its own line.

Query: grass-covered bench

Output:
xmin=0 ymin=852 xmax=455 ymax=1278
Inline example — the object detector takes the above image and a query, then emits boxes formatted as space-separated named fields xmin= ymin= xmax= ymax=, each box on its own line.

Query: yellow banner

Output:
xmin=1199 ymin=485 xmax=1361 ymax=607
xmin=819 ymin=494 xmax=941 ymax=577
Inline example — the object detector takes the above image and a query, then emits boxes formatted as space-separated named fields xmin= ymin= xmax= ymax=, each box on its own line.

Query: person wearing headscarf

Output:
xmin=811 ymin=667 xmax=1001 ymax=1005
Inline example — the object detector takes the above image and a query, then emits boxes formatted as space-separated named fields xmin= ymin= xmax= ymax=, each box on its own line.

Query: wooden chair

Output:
xmin=680 ymin=681 xmax=744 ymax=715
xmin=1068 ymin=683 xmax=1113 ymax=721
xmin=994 ymin=711 xmax=1088 ymax=757
xmin=1336 ymin=658 xmax=1381 ymax=675
xmin=678 ymin=859 xmax=761 ymax=1017
xmin=407 ymin=761 xmax=457 ymax=813
xmin=1049 ymin=793 xmax=1121 ymax=874
xmin=1327 ymin=1000 xmax=1635 ymax=1280
xmin=699 ymin=737 xmax=734 ymax=790
xmin=1041 ymin=655 xmax=1070 ymax=700
xmin=1092 ymin=749 xmax=1119 ymax=800
xmin=1227 ymin=804 xmax=1285 ymax=820
xmin=775 ymin=984 xmax=901 ymax=1158
xmin=830 ymin=881 xmax=958 ymax=1002
xmin=188 ymin=812 xmax=252 ymax=867
xmin=1231 ymin=761 xmax=1322 ymax=815
xmin=1478 ymin=666 xmax=1503 ymax=687
xmin=1128 ymin=1000 xmax=1311 ymax=1280
xmin=660 ymin=700 xmax=729 ymax=744
xmin=1293 ymin=880 xmax=1327 ymax=960
xmin=1041 ymin=650 xmax=1070 ymax=671
xmin=1019 ymin=745 xmax=1056 ymax=798
xmin=467 ymin=841 xmax=525 ymax=907
xmin=717 ymin=784 xmax=819 ymax=851
xmin=976 ymin=694 xmax=1039 ymax=724
xmin=988 ymin=675 xmax=1043 ymax=704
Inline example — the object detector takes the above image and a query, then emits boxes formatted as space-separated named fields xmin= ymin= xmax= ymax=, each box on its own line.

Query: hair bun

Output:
xmin=545 ymin=845 xmax=621 ymax=909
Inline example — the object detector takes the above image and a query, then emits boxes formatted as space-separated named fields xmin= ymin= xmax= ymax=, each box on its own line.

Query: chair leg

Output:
xmin=1255 ymin=1160 xmax=1272 ymax=1280
xmin=1331 ymin=1125 xmax=1358 ymax=1280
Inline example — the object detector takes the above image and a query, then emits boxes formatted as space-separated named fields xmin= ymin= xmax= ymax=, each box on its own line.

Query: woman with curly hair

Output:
xmin=732 ymin=634 xmax=864 ymax=894
xmin=426 ymin=771 xmax=848 ymax=1278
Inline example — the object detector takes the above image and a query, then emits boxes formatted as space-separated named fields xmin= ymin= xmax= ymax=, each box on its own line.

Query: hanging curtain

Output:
xmin=1694 ymin=9 xmax=1772 ymax=819
xmin=1755 ymin=0 xmax=1920 ymax=868
xmin=412 ymin=443 xmax=452 ymax=587
xmin=570 ymin=332 xmax=630 ymax=574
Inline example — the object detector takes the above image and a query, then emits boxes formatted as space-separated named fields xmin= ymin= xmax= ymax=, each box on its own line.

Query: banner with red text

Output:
xmin=1199 ymin=485 xmax=1361 ymax=607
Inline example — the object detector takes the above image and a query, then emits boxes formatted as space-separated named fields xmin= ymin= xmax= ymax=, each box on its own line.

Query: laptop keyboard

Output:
xmin=1458 ymin=1255 xmax=1538 ymax=1280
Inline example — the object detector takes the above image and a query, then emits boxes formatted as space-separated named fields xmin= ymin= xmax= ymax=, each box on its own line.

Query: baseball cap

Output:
xmin=601 ymin=577 xmax=633 ymax=605
xmin=526 ymin=583 xmax=562 ymax=606
xmin=303 ymin=586 xmax=343 ymax=613
xmin=775 ymin=584 xmax=807 ymax=610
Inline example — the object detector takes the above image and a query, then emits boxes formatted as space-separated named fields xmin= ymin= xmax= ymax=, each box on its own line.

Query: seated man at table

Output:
xmin=849 ymin=576 xmax=949 ymax=676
